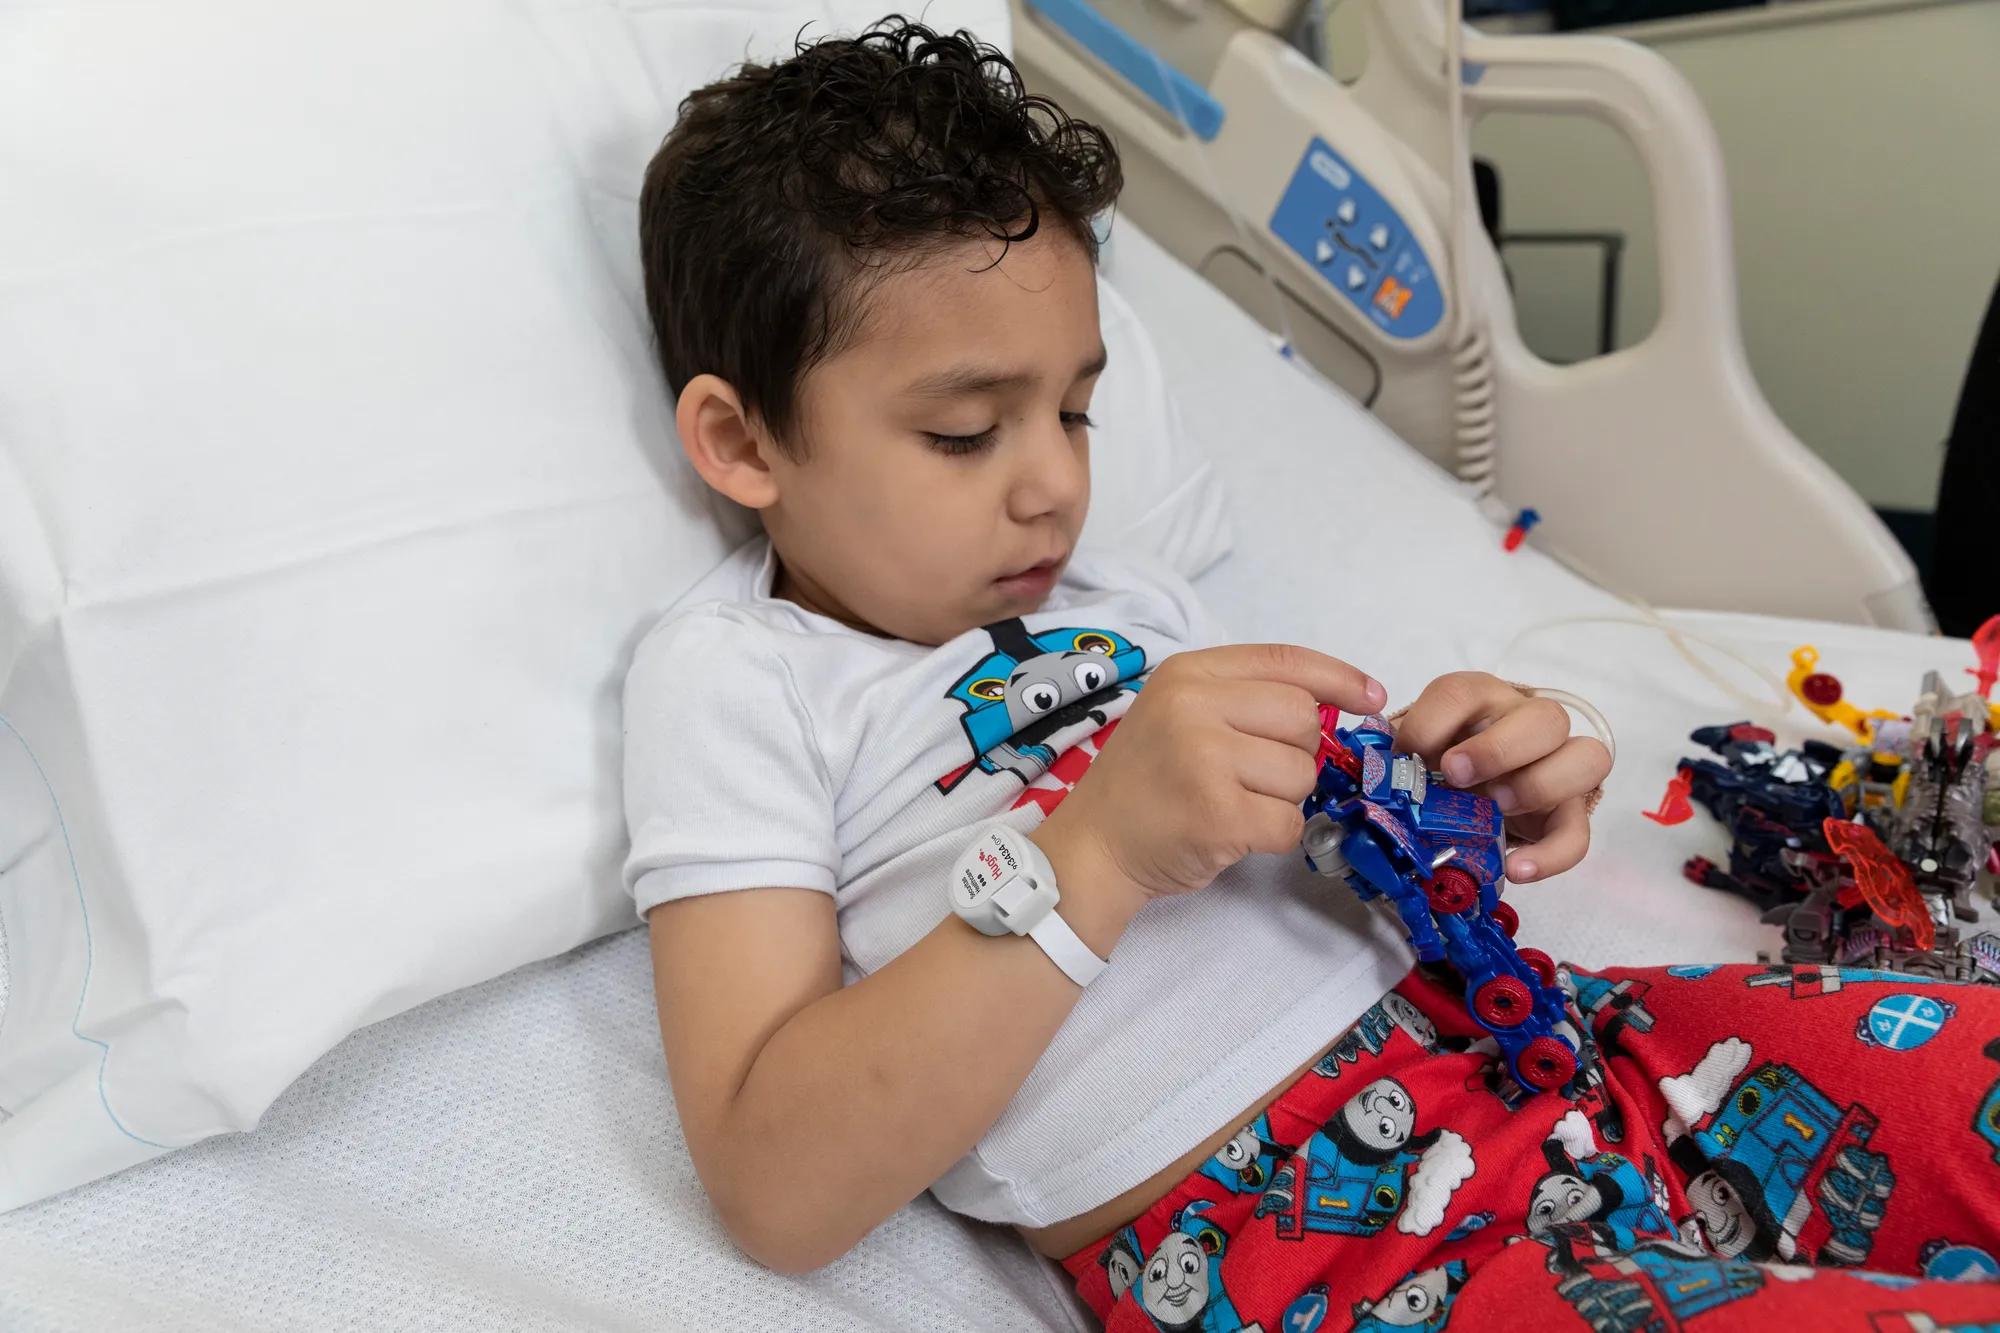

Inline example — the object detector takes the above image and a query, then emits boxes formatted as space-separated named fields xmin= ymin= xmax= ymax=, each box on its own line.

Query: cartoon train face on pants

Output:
xmin=1134 ymin=1200 xmax=1250 ymax=1333
xmin=1253 ymin=1078 xmax=1470 ymax=1242
xmin=1198 ymin=1112 xmax=1291 ymax=1195
xmin=1349 ymin=1262 xmax=1468 ymax=1332
xmin=1527 ymin=1140 xmax=1676 ymax=1251
xmin=1668 ymin=1055 xmax=1895 ymax=1265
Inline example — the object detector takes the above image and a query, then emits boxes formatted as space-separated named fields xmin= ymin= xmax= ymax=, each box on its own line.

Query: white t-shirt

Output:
xmin=621 ymin=536 xmax=1412 ymax=1227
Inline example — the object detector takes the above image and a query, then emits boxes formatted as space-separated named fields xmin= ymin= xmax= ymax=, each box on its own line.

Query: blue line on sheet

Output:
xmin=0 ymin=713 xmax=171 ymax=1148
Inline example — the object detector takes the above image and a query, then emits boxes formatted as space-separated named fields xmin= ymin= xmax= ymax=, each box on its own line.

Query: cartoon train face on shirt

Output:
xmin=934 ymin=619 xmax=1148 ymax=794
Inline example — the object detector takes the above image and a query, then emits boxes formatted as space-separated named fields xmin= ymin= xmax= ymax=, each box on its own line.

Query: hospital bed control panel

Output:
xmin=1267 ymin=138 xmax=1444 ymax=341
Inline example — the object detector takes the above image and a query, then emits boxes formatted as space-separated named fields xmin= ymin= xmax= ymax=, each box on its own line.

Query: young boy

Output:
xmin=625 ymin=19 xmax=2000 ymax=1329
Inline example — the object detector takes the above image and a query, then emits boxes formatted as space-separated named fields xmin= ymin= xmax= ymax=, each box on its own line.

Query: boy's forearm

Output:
xmin=710 ymin=814 xmax=1145 ymax=1271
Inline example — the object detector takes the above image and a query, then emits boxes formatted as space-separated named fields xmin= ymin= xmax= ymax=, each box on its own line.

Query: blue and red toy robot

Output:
xmin=1299 ymin=707 xmax=1585 ymax=1092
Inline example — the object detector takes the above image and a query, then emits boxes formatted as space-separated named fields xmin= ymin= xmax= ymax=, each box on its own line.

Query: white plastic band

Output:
xmin=1027 ymin=909 xmax=1108 ymax=989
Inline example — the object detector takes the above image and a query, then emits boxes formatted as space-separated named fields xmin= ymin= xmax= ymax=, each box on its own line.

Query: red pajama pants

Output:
xmin=1062 ymin=963 xmax=2000 ymax=1333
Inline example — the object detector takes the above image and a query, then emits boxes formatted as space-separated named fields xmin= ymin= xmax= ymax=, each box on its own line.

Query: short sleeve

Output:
xmin=621 ymin=610 xmax=839 ymax=921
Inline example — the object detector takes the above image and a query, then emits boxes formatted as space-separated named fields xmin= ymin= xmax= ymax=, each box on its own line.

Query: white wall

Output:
xmin=1461 ymin=0 xmax=2000 ymax=512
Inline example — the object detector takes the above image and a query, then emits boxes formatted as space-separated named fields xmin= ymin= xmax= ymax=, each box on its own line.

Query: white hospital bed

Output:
xmin=2 ymin=1 xmax=1978 ymax=1328
xmin=0 ymin=217 xmax=1967 ymax=1332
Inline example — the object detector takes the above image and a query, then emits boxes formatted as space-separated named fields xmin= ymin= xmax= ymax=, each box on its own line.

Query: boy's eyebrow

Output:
xmin=902 ymin=344 xmax=1110 ymax=399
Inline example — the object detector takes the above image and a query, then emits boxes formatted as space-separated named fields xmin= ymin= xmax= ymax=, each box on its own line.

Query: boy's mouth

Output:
xmin=993 ymin=555 xmax=1064 ymax=597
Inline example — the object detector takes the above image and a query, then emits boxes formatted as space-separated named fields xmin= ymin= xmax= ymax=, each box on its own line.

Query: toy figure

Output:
xmin=1299 ymin=707 xmax=1589 ymax=1092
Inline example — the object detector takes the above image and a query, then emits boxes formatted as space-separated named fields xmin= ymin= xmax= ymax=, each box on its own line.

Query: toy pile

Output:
xmin=1648 ymin=616 xmax=2000 ymax=983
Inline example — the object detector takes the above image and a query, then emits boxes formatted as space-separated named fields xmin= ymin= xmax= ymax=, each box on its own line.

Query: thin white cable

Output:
xmin=1497 ymin=606 xmax=1797 ymax=721
xmin=1523 ymin=687 xmax=1617 ymax=767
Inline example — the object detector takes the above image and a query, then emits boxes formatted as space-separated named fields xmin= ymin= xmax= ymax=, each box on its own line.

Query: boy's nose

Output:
xmin=1007 ymin=415 xmax=1088 ymax=521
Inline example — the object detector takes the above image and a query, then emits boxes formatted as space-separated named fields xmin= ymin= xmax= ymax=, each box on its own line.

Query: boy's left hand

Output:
xmin=1393 ymin=671 xmax=1611 ymax=884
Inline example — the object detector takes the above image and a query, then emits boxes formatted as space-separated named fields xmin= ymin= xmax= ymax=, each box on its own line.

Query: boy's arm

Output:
xmin=648 ymin=811 xmax=1144 ymax=1275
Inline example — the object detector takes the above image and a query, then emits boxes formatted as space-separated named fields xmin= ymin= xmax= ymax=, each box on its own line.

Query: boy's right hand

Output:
xmin=1043 ymin=645 xmax=1386 ymax=900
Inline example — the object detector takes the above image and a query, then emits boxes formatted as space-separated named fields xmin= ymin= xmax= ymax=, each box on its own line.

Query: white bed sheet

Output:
xmin=0 ymin=222 xmax=1968 ymax=1332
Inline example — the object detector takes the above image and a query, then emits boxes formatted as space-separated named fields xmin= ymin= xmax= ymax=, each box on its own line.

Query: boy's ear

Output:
xmin=675 ymin=373 xmax=781 ymax=509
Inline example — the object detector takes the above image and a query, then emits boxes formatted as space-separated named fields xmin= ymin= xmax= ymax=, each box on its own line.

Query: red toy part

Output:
xmin=1315 ymin=703 xmax=1364 ymax=781
xmin=1517 ymin=947 xmax=1559 ymax=988
xmin=1800 ymin=672 xmax=1844 ymax=707
xmin=1472 ymin=976 xmax=1533 ymax=1028
xmin=1821 ymin=817 xmax=1933 ymax=952
xmin=1516 ymin=1036 xmax=1577 ymax=1091
xmin=1427 ymin=866 xmax=1480 ymax=915
xmin=1643 ymin=769 xmax=1695 ymax=826
xmin=1969 ymin=613 xmax=2000 ymax=701
xmin=1491 ymin=900 xmax=1520 ymax=938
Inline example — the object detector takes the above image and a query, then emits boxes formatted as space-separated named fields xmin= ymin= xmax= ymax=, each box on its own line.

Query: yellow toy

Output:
xmin=1786 ymin=646 xmax=1904 ymax=746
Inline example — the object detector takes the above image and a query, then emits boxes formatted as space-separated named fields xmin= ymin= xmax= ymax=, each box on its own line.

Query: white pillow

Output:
xmin=0 ymin=1 xmax=1229 ymax=1207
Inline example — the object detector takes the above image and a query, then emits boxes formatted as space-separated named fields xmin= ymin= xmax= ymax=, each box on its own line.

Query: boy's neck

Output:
xmin=770 ymin=550 xmax=890 ymax=640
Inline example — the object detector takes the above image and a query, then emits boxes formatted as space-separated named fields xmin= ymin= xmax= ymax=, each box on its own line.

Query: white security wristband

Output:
xmin=949 ymin=823 xmax=1108 ymax=988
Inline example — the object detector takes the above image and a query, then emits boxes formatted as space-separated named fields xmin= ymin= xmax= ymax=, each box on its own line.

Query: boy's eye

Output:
xmin=923 ymin=427 xmax=996 ymax=455
xmin=1061 ymin=411 xmax=1095 ymax=431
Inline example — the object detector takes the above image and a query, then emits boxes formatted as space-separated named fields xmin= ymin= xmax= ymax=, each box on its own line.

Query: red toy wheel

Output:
xmin=1516 ymin=1037 xmax=1577 ymax=1091
xmin=1491 ymin=901 xmax=1520 ymax=938
xmin=1518 ymin=948 xmax=1558 ymax=988
xmin=1427 ymin=867 xmax=1479 ymax=915
xmin=1801 ymin=673 xmax=1844 ymax=707
xmin=1472 ymin=976 xmax=1533 ymax=1028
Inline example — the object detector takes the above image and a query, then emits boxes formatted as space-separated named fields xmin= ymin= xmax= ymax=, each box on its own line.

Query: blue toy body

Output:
xmin=1676 ymin=743 xmax=1846 ymax=913
xmin=1301 ymin=715 xmax=1583 ymax=1091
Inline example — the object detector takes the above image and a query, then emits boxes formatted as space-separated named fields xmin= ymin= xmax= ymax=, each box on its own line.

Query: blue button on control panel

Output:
xmin=1268 ymin=138 xmax=1444 ymax=340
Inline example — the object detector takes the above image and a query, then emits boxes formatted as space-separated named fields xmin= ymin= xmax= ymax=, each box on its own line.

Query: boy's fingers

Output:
xmin=1217 ymin=681 xmax=1324 ymax=753
xmin=1234 ymin=734 xmax=1324 ymax=804
xmin=1241 ymin=792 xmax=1309 ymax=857
xmin=1198 ymin=643 xmax=1385 ymax=716
xmin=1392 ymin=672 xmax=1522 ymax=763
xmin=1507 ymin=796 xmax=1591 ymax=881
xmin=1439 ymin=696 xmax=1571 ymax=787
xmin=1484 ymin=736 xmax=1613 ymax=815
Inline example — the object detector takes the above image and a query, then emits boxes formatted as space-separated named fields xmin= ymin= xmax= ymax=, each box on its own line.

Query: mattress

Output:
xmin=0 ymin=221 xmax=1966 ymax=1332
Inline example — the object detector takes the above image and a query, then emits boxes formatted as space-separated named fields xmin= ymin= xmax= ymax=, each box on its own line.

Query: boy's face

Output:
xmin=763 ymin=229 xmax=1102 ymax=646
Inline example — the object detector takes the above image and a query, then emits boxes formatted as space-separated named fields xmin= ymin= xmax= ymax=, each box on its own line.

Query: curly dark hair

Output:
xmin=639 ymin=17 xmax=1122 ymax=453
